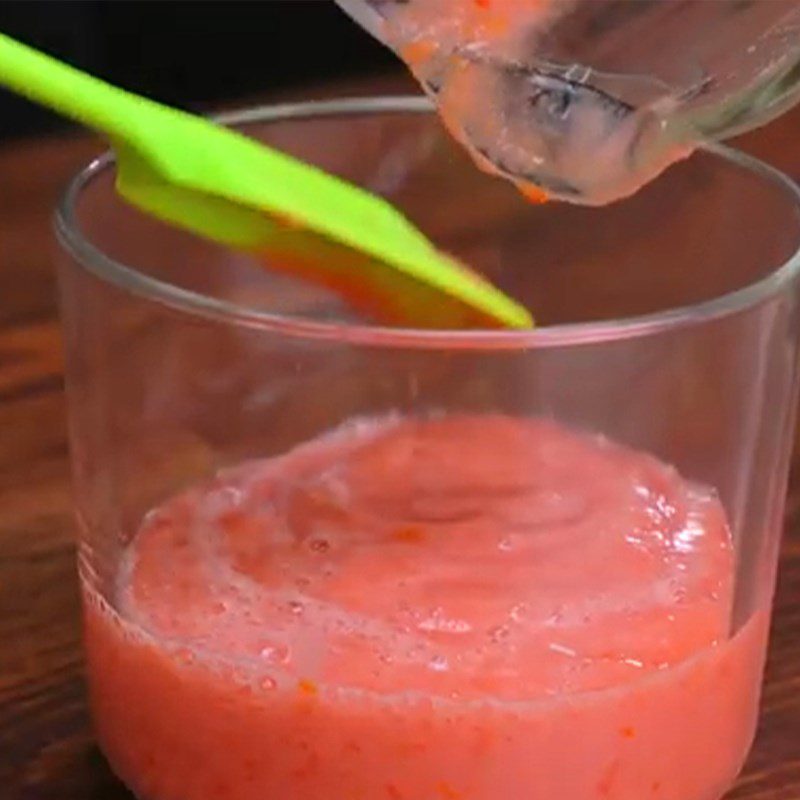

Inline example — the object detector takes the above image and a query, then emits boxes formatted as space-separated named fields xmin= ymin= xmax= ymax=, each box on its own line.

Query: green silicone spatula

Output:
xmin=0 ymin=33 xmax=532 ymax=329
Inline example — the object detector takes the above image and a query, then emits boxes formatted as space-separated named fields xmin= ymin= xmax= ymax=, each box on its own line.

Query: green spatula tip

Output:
xmin=0 ymin=31 xmax=531 ymax=330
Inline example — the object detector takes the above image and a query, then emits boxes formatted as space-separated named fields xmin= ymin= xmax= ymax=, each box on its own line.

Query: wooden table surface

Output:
xmin=1 ymin=79 xmax=800 ymax=799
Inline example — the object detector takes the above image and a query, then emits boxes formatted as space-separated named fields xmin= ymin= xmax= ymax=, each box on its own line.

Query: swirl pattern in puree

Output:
xmin=84 ymin=415 xmax=768 ymax=800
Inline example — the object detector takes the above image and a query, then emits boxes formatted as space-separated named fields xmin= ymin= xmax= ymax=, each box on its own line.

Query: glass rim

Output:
xmin=55 ymin=95 xmax=800 ymax=351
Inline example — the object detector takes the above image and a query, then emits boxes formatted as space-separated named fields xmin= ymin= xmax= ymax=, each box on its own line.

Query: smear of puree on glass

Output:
xmin=358 ymin=0 xmax=800 ymax=206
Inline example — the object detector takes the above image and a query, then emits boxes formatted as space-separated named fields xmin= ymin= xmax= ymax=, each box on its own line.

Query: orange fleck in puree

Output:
xmin=84 ymin=415 xmax=766 ymax=800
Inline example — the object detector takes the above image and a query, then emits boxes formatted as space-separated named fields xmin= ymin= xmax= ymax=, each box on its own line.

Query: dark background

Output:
xmin=0 ymin=0 xmax=399 ymax=141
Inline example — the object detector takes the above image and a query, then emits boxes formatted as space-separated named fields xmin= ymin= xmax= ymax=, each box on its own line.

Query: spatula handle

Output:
xmin=0 ymin=32 xmax=148 ymax=140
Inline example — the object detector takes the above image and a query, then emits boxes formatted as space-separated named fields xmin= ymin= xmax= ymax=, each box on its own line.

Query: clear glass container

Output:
xmin=335 ymin=0 xmax=800 ymax=204
xmin=56 ymin=98 xmax=800 ymax=800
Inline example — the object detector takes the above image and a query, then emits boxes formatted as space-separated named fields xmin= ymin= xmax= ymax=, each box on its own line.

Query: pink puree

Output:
xmin=83 ymin=415 xmax=768 ymax=800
